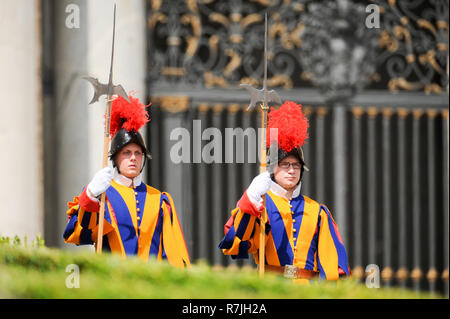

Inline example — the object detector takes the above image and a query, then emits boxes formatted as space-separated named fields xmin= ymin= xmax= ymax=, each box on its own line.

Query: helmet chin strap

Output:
xmin=140 ymin=155 xmax=147 ymax=173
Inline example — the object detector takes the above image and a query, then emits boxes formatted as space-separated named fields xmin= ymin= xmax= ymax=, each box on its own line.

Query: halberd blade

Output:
xmin=84 ymin=76 xmax=107 ymax=104
xmin=267 ymin=90 xmax=282 ymax=105
xmin=112 ymin=84 xmax=130 ymax=103
xmin=83 ymin=76 xmax=130 ymax=104
xmin=240 ymin=83 xmax=264 ymax=110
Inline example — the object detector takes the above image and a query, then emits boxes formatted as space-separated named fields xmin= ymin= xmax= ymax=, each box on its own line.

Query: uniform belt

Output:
xmin=264 ymin=265 xmax=319 ymax=279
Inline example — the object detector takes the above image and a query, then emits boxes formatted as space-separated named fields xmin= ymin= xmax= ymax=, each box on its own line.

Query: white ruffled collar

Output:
xmin=269 ymin=181 xmax=302 ymax=200
xmin=113 ymin=167 xmax=143 ymax=188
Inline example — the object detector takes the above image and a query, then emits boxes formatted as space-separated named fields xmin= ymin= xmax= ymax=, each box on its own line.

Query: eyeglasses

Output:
xmin=120 ymin=150 xmax=143 ymax=158
xmin=278 ymin=161 xmax=302 ymax=170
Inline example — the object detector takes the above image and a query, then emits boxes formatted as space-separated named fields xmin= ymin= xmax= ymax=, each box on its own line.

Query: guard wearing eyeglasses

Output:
xmin=63 ymin=95 xmax=190 ymax=268
xmin=219 ymin=101 xmax=350 ymax=283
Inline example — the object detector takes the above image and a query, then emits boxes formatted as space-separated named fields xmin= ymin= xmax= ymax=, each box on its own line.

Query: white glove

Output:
xmin=246 ymin=171 xmax=272 ymax=208
xmin=87 ymin=167 xmax=113 ymax=198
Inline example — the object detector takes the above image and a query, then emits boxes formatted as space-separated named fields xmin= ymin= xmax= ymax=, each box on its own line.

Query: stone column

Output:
xmin=0 ymin=0 xmax=43 ymax=240
xmin=52 ymin=0 xmax=89 ymax=247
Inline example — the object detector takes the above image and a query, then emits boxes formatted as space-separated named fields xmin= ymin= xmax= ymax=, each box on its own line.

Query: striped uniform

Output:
xmin=63 ymin=179 xmax=190 ymax=268
xmin=218 ymin=189 xmax=350 ymax=281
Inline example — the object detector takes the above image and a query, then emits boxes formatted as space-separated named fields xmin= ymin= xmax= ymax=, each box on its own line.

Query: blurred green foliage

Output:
xmin=0 ymin=236 xmax=443 ymax=299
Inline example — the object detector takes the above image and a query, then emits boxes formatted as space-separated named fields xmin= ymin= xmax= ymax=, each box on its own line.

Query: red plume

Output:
xmin=266 ymin=101 xmax=309 ymax=152
xmin=108 ymin=93 xmax=150 ymax=137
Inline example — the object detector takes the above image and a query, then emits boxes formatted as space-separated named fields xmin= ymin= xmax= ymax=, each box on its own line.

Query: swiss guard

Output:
xmin=218 ymin=101 xmax=350 ymax=283
xmin=63 ymin=94 xmax=191 ymax=268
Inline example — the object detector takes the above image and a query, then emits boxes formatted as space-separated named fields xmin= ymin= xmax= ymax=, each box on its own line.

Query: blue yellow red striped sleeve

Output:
xmin=160 ymin=192 xmax=191 ymax=268
xmin=63 ymin=187 xmax=114 ymax=245
xmin=218 ymin=191 xmax=261 ymax=259
xmin=316 ymin=205 xmax=350 ymax=280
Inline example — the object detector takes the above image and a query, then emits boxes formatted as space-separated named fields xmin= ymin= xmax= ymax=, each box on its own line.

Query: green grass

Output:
xmin=0 ymin=236 xmax=443 ymax=299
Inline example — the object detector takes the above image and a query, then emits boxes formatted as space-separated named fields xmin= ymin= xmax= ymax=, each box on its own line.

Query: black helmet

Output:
xmin=109 ymin=128 xmax=151 ymax=171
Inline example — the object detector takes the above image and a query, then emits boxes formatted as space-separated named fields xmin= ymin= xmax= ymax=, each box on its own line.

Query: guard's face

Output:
xmin=273 ymin=155 xmax=302 ymax=191
xmin=116 ymin=143 xmax=144 ymax=179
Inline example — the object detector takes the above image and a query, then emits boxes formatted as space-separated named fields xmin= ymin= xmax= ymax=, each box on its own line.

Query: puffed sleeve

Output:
xmin=160 ymin=192 xmax=191 ymax=268
xmin=63 ymin=186 xmax=114 ymax=245
xmin=316 ymin=205 xmax=350 ymax=280
xmin=218 ymin=191 xmax=269 ymax=259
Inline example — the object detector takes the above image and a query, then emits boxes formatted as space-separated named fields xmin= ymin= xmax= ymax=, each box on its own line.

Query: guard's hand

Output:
xmin=246 ymin=171 xmax=271 ymax=206
xmin=87 ymin=167 xmax=113 ymax=198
